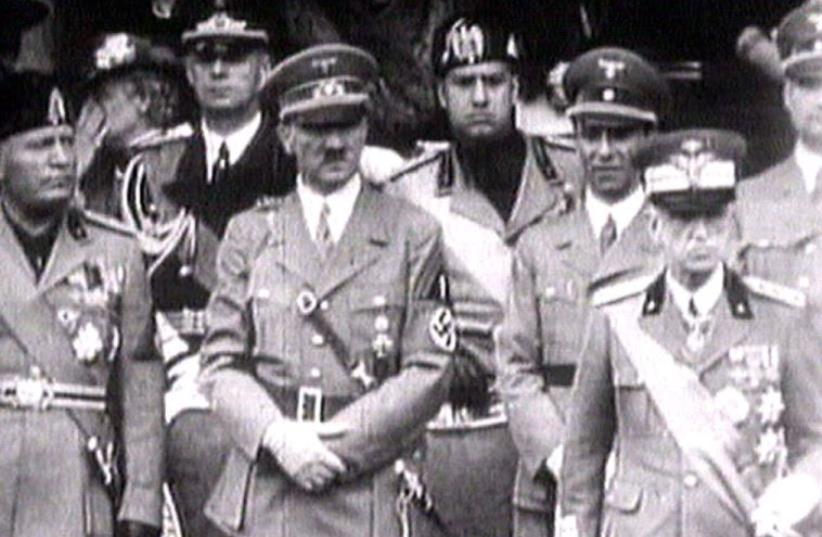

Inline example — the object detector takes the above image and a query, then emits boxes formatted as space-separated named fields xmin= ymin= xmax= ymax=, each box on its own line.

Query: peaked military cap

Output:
xmin=85 ymin=32 xmax=181 ymax=90
xmin=267 ymin=43 xmax=378 ymax=124
xmin=634 ymin=129 xmax=746 ymax=214
xmin=181 ymin=0 xmax=268 ymax=47
xmin=564 ymin=47 xmax=669 ymax=125
xmin=432 ymin=11 xmax=521 ymax=77
xmin=0 ymin=71 xmax=72 ymax=141
xmin=776 ymin=2 xmax=822 ymax=79
xmin=1 ymin=0 xmax=48 ymax=34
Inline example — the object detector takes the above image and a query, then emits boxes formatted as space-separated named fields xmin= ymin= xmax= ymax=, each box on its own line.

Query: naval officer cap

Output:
xmin=181 ymin=0 xmax=268 ymax=57
xmin=563 ymin=47 xmax=669 ymax=125
xmin=776 ymin=2 xmax=822 ymax=79
xmin=634 ymin=129 xmax=746 ymax=215
xmin=267 ymin=43 xmax=378 ymax=125
xmin=431 ymin=11 xmax=521 ymax=77
xmin=0 ymin=71 xmax=72 ymax=142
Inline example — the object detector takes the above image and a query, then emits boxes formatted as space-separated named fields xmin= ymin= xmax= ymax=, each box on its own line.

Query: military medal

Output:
xmin=755 ymin=428 xmax=786 ymax=466
xmin=756 ymin=387 xmax=785 ymax=426
xmin=72 ymin=321 xmax=104 ymax=364
xmin=351 ymin=360 xmax=376 ymax=390
xmin=714 ymin=386 xmax=750 ymax=425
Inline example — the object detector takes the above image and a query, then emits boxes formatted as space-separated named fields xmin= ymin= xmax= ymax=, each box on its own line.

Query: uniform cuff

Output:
xmin=117 ymin=482 xmax=163 ymax=528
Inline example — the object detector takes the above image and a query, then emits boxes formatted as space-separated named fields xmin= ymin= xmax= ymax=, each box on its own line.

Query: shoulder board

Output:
xmin=131 ymin=123 xmax=195 ymax=150
xmin=82 ymin=210 xmax=136 ymax=236
xmin=540 ymin=133 xmax=576 ymax=151
xmin=253 ymin=195 xmax=284 ymax=211
xmin=742 ymin=275 xmax=807 ymax=309
xmin=590 ymin=272 xmax=660 ymax=308
xmin=388 ymin=146 xmax=447 ymax=184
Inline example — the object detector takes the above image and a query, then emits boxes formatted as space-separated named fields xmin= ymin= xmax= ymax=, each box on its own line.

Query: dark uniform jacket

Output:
xmin=201 ymin=183 xmax=453 ymax=537
xmin=498 ymin=200 xmax=659 ymax=514
xmin=156 ymin=112 xmax=295 ymax=311
xmin=0 ymin=209 xmax=164 ymax=537
xmin=560 ymin=269 xmax=822 ymax=537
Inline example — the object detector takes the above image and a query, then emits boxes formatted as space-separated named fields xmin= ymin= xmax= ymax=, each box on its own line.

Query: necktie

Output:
xmin=315 ymin=203 xmax=334 ymax=259
xmin=684 ymin=297 xmax=713 ymax=355
xmin=211 ymin=142 xmax=230 ymax=184
xmin=812 ymin=168 xmax=822 ymax=206
xmin=600 ymin=214 xmax=617 ymax=253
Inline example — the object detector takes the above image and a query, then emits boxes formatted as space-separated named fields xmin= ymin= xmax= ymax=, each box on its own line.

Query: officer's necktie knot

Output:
xmin=600 ymin=214 xmax=617 ymax=253
xmin=211 ymin=141 xmax=230 ymax=184
xmin=315 ymin=202 xmax=334 ymax=259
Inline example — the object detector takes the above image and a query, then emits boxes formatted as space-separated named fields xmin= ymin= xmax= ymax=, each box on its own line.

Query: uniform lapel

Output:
xmin=638 ymin=295 xmax=689 ymax=361
xmin=0 ymin=212 xmax=38 ymax=300
xmin=696 ymin=300 xmax=751 ymax=374
xmin=448 ymin=149 xmax=506 ymax=236
xmin=37 ymin=219 xmax=94 ymax=293
xmin=315 ymin=185 xmax=388 ymax=299
xmin=555 ymin=209 xmax=600 ymax=278
xmin=273 ymin=192 xmax=324 ymax=287
xmin=505 ymin=148 xmax=560 ymax=241
xmin=593 ymin=205 xmax=661 ymax=286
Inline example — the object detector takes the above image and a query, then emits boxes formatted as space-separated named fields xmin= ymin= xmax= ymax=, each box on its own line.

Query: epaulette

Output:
xmin=253 ymin=195 xmax=284 ymax=211
xmin=742 ymin=275 xmax=807 ymax=309
xmin=82 ymin=210 xmax=136 ymax=236
xmin=131 ymin=123 xmax=194 ymax=150
xmin=590 ymin=272 xmax=660 ymax=308
xmin=388 ymin=142 xmax=449 ymax=184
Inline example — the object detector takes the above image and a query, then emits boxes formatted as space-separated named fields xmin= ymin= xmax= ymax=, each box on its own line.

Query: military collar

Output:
xmin=641 ymin=265 xmax=753 ymax=319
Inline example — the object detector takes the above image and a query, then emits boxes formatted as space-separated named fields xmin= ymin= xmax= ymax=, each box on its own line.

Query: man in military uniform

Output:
xmin=561 ymin=129 xmax=822 ymax=537
xmin=498 ymin=46 xmax=669 ymax=537
xmin=200 ymin=43 xmax=454 ymax=537
xmin=737 ymin=2 xmax=822 ymax=339
xmin=386 ymin=12 xmax=581 ymax=537
xmin=76 ymin=31 xmax=191 ymax=219
xmin=0 ymin=72 xmax=164 ymax=537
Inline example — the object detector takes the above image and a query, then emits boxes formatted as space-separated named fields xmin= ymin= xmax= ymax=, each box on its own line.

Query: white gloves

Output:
xmin=752 ymin=473 xmax=821 ymax=537
xmin=263 ymin=420 xmax=348 ymax=492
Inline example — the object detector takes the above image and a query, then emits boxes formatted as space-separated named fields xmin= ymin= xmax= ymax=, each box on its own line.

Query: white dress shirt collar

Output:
xmin=666 ymin=264 xmax=725 ymax=318
xmin=201 ymin=112 xmax=262 ymax=181
xmin=794 ymin=141 xmax=822 ymax=194
xmin=297 ymin=174 xmax=362 ymax=244
xmin=585 ymin=186 xmax=646 ymax=240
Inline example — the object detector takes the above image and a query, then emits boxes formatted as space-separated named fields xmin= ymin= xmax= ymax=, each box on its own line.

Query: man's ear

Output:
xmin=184 ymin=56 xmax=196 ymax=88
xmin=511 ymin=74 xmax=520 ymax=99
xmin=783 ymin=80 xmax=795 ymax=113
xmin=256 ymin=52 xmax=272 ymax=91
xmin=436 ymin=80 xmax=448 ymax=110
xmin=277 ymin=123 xmax=295 ymax=154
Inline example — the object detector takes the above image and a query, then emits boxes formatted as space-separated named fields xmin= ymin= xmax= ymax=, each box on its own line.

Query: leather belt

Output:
xmin=163 ymin=308 xmax=206 ymax=337
xmin=271 ymin=386 xmax=354 ymax=423
xmin=427 ymin=401 xmax=508 ymax=431
xmin=0 ymin=376 xmax=106 ymax=412
xmin=543 ymin=364 xmax=577 ymax=387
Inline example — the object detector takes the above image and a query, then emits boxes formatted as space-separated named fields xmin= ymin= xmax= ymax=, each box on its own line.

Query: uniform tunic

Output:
xmin=560 ymin=270 xmax=822 ymax=537
xmin=0 ymin=209 xmax=164 ymax=537
xmin=201 ymin=183 xmax=453 ymax=537
xmin=498 ymin=200 xmax=659 ymax=536
xmin=386 ymin=136 xmax=581 ymax=537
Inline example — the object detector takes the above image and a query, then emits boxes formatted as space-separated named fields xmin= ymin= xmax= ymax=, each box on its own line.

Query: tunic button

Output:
xmin=806 ymin=243 xmax=817 ymax=255
xmin=309 ymin=367 xmax=321 ymax=379
xmin=320 ymin=300 xmax=330 ymax=311
xmin=683 ymin=474 xmax=699 ymax=488
xmin=311 ymin=333 xmax=326 ymax=347
xmin=798 ymin=276 xmax=811 ymax=289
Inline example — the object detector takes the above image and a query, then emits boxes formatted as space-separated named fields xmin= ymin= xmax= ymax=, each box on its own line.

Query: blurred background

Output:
xmin=14 ymin=0 xmax=804 ymax=174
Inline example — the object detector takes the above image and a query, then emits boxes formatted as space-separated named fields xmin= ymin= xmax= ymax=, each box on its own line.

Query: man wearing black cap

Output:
xmin=76 ymin=32 xmax=192 ymax=218
xmin=737 ymin=2 xmax=822 ymax=340
xmin=0 ymin=72 xmax=164 ymax=537
xmin=386 ymin=12 xmax=580 ymax=537
xmin=199 ymin=43 xmax=453 ymax=537
xmin=560 ymin=129 xmax=822 ymax=537
xmin=496 ymin=46 xmax=667 ymax=537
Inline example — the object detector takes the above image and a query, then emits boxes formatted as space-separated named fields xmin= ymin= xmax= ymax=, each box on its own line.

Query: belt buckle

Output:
xmin=14 ymin=377 xmax=54 ymax=410
xmin=297 ymin=386 xmax=323 ymax=423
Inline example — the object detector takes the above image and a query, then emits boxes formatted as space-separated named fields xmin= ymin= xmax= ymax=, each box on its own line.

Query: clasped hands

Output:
xmin=263 ymin=419 xmax=348 ymax=493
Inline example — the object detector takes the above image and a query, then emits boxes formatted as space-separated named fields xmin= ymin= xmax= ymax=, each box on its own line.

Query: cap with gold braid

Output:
xmin=181 ymin=0 xmax=268 ymax=47
xmin=0 ymin=72 xmax=72 ymax=142
xmin=633 ymin=129 xmax=746 ymax=214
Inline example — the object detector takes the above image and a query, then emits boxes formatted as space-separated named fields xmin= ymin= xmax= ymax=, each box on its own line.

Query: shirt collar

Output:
xmin=585 ymin=186 xmax=646 ymax=240
xmin=296 ymin=174 xmax=362 ymax=243
xmin=794 ymin=141 xmax=822 ymax=194
xmin=666 ymin=264 xmax=725 ymax=319
xmin=201 ymin=112 xmax=263 ymax=179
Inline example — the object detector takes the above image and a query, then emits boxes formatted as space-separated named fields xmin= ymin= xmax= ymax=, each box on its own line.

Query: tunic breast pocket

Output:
xmin=538 ymin=292 xmax=588 ymax=366
xmin=250 ymin=287 xmax=293 ymax=358
xmin=348 ymin=287 xmax=406 ymax=377
xmin=611 ymin=360 xmax=664 ymax=437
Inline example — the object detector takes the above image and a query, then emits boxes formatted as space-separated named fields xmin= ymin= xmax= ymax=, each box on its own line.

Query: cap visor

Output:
xmin=568 ymin=102 xmax=657 ymax=124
